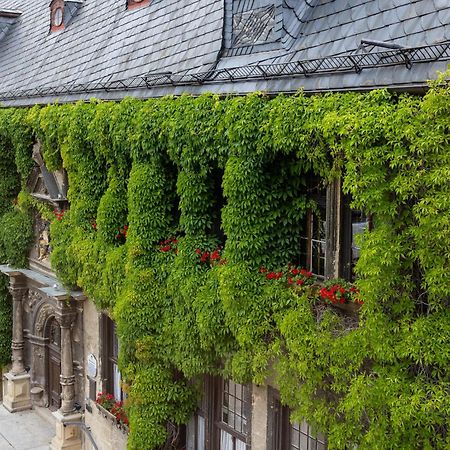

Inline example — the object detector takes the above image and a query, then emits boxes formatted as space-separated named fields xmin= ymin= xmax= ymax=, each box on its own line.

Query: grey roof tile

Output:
xmin=434 ymin=0 xmax=448 ymax=10
xmin=414 ymin=1 xmax=438 ymax=16
xmin=419 ymin=13 xmax=439 ymax=37
xmin=438 ymin=8 xmax=450 ymax=26
xmin=423 ymin=27 xmax=447 ymax=44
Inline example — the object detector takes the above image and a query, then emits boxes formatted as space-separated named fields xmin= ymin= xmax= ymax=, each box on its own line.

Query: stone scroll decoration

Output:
xmin=24 ymin=289 xmax=43 ymax=314
xmin=34 ymin=303 xmax=57 ymax=338
xmin=232 ymin=4 xmax=276 ymax=47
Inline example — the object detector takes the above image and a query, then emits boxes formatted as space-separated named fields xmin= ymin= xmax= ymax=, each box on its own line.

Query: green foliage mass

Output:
xmin=0 ymin=276 xmax=12 ymax=367
xmin=0 ymin=108 xmax=34 ymax=367
xmin=0 ymin=73 xmax=450 ymax=449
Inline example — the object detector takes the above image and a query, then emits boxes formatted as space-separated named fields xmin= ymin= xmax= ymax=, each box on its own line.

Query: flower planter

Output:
xmin=330 ymin=301 xmax=361 ymax=314
xmin=96 ymin=403 xmax=129 ymax=434
xmin=96 ymin=403 xmax=117 ymax=423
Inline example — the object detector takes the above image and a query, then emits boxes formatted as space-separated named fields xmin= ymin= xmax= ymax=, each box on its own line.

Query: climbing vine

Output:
xmin=0 ymin=108 xmax=34 ymax=366
xmin=0 ymin=72 xmax=449 ymax=449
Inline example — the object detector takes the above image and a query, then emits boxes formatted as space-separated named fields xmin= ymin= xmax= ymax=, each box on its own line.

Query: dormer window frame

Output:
xmin=49 ymin=0 xmax=83 ymax=33
xmin=127 ymin=0 xmax=151 ymax=11
xmin=50 ymin=0 xmax=65 ymax=32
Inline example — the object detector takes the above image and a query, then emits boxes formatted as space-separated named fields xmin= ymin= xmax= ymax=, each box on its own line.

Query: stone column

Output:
xmin=2 ymin=276 xmax=32 ymax=412
xmin=59 ymin=314 xmax=76 ymax=415
xmin=51 ymin=313 xmax=82 ymax=450
xmin=11 ymin=284 xmax=27 ymax=375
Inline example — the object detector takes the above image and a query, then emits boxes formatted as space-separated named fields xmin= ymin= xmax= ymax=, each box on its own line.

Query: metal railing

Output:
xmin=1 ymin=42 xmax=449 ymax=101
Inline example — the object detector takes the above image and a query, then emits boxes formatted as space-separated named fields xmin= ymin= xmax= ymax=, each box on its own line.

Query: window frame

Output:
xmin=50 ymin=0 xmax=65 ymax=32
xmin=102 ymin=314 xmax=124 ymax=402
xmin=268 ymin=388 xmax=327 ymax=450
xmin=188 ymin=376 xmax=252 ymax=450
xmin=300 ymin=176 xmax=329 ymax=279
xmin=214 ymin=379 xmax=252 ymax=450
xmin=340 ymin=195 xmax=372 ymax=281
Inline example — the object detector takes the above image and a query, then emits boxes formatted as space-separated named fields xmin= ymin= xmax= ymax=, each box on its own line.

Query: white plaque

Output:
xmin=87 ymin=354 xmax=97 ymax=378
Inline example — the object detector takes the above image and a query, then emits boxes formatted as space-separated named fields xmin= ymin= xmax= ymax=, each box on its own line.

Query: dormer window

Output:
xmin=49 ymin=0 xmax=83 ymax=33
xmin=50 ymin=0 xmax=65 ymax=32
xmin=127 ymin=0 xmax=150 ymax=11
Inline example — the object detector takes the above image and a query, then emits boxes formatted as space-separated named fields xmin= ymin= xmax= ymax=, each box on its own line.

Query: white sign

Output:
xmin=87 ymin=354 xmax=97 ymax=378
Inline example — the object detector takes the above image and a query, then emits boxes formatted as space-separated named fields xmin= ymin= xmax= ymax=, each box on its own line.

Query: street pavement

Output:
xmin=0 ymin=405 xmax=54 ymax=450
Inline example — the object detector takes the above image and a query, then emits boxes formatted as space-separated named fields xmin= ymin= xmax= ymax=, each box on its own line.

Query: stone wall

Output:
xmin=82 ymin=299 xmax=127 ymax=450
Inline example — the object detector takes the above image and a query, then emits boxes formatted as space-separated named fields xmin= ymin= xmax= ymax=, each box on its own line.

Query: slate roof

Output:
xmin=0 ymin=0 xmax=224 ymax=104
xmin=0 ymin=0 xmax=449 ymax=106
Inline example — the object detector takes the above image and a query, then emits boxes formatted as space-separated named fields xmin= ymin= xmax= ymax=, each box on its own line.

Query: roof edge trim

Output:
xmin=0 ymin=9 xmax=23 ymax=18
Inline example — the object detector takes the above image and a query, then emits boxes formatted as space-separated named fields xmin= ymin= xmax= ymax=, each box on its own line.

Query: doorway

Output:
xmin=46 ymin=317 xmax=61 ymax=411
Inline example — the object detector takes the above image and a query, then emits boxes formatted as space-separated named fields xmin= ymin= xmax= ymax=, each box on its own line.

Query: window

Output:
xmin=298 ymin=178 xmax=373 ymax=283
xmin=218 ymin=380 xmax=250 ymax=450
xmin=290 ymin=421 xmax=327 ymax=450
xmin=341 ymin=196 xmax=371 ymax=281
xmin=300 ymin=209 xmax=327 ymax=278
xmin=50 ymin=0 xmax=65 ymax=32
xmin=300 ymin=177 xmax=327 ymax=279
xmin=269 ymin=389 xmax=327 ymax=450
xmin=102 ymin=315 xmax=124 ymax=401
xmin=186 ymin=376 xmax=251 ymax=450
xmin=49 ymin=0 xmax=82 ymax=32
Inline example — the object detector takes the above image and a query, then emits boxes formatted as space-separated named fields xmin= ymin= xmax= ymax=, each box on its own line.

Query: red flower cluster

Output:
xmin=96 ymin=391 xmax=115 ymax=409
xmin=195 ymin=246 xmax=223 ymax=266
xmin=53 ymin=208 xmax=65 ymax=221
xmin=115 ymin=225 xmax=128 ymax=243
xmin=263 ymin=265 xmax=316 ymax=287
xmin=266 ymin=271 xmax=283 ymax=280
xmin=92 ymin=221 xmax=97 ymax=230
xmin=96 ymin=392 xmax=129 ymax=427
xmin=159 ymin=237 xmax=178 ymax=253
xmin=320 ymin=282 xmax=362 ymax=305
xmin=262 ymin=265 xmax=363 ymax=306
xmin=111 ymin=400 xmax=129 ymax=426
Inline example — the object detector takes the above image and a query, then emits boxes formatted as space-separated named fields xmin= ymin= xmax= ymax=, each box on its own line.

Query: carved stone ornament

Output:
xmin=9 ymin=285 xmax=27 ymax=302
xmin=11 ymin=341 xmax=24 ymax=351
xmin=34 ymin=304 xmax=56 ymax=336
xmin=26 ymin=289 xmax=43 ymax=313
xmin=38 ymin=227 xmax=50 ymax=262
xmin=60 ymin=375 xmax=76 ymax=386
xmin=233 ymin=5 xmax=276 ymax=47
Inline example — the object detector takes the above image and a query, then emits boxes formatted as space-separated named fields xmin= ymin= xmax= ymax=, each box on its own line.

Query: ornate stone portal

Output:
xmin=0 ymin=266 xmax=85 ymax=450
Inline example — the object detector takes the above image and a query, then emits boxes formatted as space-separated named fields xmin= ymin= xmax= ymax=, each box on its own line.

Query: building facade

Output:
xmin=0 ymin=1 xmax=449 ymax=450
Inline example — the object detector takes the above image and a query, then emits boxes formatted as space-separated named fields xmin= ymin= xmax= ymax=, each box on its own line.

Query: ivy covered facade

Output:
xmin=0 ymin=2 xmax=450 ymax=450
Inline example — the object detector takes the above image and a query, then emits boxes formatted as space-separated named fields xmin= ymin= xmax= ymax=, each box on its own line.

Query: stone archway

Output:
xmin=31 ymin=302 xmax=59 ymax=408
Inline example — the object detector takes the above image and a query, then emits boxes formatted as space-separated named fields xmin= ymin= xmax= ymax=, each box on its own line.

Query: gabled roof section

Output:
xmin=0 ymin=9 xmax=22 ymax=42
xmin=215 ymin=0 xmax=450 ymax=93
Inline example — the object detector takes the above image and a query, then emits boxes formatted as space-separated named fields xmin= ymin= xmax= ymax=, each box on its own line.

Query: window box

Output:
xmin=95 ymin=402 xmax=129 ymax=434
